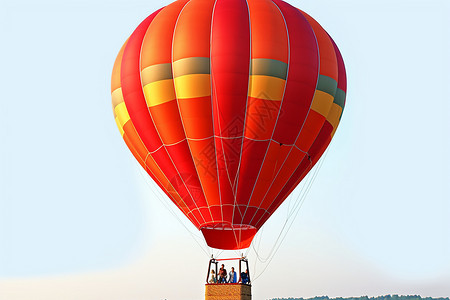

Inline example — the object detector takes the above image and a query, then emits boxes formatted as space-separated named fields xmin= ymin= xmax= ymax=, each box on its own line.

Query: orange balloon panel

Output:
xmin=111 ymin=0 xmax=346 ymax=250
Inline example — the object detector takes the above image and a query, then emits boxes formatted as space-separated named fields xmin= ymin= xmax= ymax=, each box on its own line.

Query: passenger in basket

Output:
xmin=209 ymin=269 xmax=217 ymax=284
xmin=228 ymin=267 xmax=237 ymax=283
xmin=240 ymin=269 xmax=249 ymax=284
xmin=219 ymin=264 xmax=227 ymax=283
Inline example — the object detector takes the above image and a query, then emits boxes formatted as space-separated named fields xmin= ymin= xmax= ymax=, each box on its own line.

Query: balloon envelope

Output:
xmin=111 ymin=0 xmax=347 ymax=250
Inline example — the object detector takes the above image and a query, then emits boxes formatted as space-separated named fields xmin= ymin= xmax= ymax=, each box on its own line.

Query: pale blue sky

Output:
xmin=0 ymin=0 xmax=449 ymax=299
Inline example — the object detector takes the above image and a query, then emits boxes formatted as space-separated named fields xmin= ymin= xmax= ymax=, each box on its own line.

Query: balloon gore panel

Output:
xmin=111 ymin=0 xmax=346 ymax=250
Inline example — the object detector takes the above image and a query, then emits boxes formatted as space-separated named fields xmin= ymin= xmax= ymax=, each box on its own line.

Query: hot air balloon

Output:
xmin=111 ymin=0 xmax=346 ymax=250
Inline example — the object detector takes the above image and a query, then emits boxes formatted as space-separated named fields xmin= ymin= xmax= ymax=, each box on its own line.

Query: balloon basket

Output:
xmin=205 ymin=257 xmax=252 ymax=299
xmin=205 ymin=283 xmax=251 ymax=300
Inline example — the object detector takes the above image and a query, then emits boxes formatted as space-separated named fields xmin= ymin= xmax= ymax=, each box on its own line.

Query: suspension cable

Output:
xmin=136 ymin=164 xmax=212 ymax=257
xmin=250 ymin=147 xmax=330 ymax=281
xmin=132 ymin=136 xmax=332 ymax=275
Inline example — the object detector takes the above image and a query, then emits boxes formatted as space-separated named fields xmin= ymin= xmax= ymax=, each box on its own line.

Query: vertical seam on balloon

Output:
xmin=210 ymin=1 xmax=243 ymax=204
xmin=118 ymin=91 xmax=197 ymax=225
xmin=214 ymin=104 xmax=240 ymax=195
xmin=240 ymin=0 xmax=291 ymax=224
xmin=255 ymin=35 xmax=347 ymax=224
xmin=230 ymin=0 xmax=252 ymax=240
xmin=210 ymin=0 xmax=241 ymax=249
xmin=250 ymin=8 xmax=321 ymax=227
xmin=142 ymin=152 xmax=199 ymax=227
xmin=219 ymin=0 xmax=240 ymax=249
xmin=139 ymin=3 xmax=206 ymax=226
xmin=119 ymin=8 xmax=205 ymax=228
xmin=252 ymin=153 xmax=312 ymax=228
xmin=251 ymin=27 xmax=339 ymax=223
xmin=171 ymin=0 xmax=215 ymax=224
xmin=235 ymin=0 xmax=253 ymax=246
xmin=329 ymin=34 xmax=347 ymax=112
xmin=210 ymin=0 xmax=224 ymax=229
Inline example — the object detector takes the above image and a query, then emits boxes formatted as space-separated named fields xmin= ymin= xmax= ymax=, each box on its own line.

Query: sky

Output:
xmin=0 ymin=0 xmax=449 ymax=299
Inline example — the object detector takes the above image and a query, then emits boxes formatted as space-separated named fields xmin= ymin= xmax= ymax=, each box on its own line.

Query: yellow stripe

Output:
xmin=143 ymin=79 xmax=176 ymax=107
xmin=310 ymin=90 xmax=334 ymax=117
xmin=248 ymin=75 xmax=285 ymax=101
xmin=115 ymin=102 xmax=131 ymax=131
xmin=326 ymin=103 xmax=342 ymax=131
xmin=111 ymin=88 xmax=124 ymax=117
xmin=331 ymin=126 xmax=338 ymax=138
xmin=174 ymin=74 xmax=211 ymax=99
xmin=115 ymin=116 xmax=124 ymax=136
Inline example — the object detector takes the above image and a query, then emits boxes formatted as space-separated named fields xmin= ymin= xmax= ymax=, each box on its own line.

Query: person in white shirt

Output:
xmin=228 ymin=267 xmax=237 ymax=283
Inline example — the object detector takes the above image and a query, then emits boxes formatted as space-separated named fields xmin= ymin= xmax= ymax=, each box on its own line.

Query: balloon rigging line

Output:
xmin=135 ymin=136 xmax=329 ymax=272
xmin=212 ymin=89 xmax=245 ymax=249
xmin=252 ymin=168 xmax=312 ymax=264
xmin=251 ymin=178 xmax=313 ymax=277
xmin=137 ymin=164 xmax=212 ymax=257
xmin=230 ymin=0 xmax=253 ymax=206
xmin=250 ymin=147 xmax=330 ymax=281
xmin=239 ymin=0 xmax=292 ymax=225
xmin=142 ymin=150 xmax=203 ymax=230
xmin=251 ymin=224 xmax=265 ymax=275
xmin=209 ymin=38 xmax=242 ymax=249
xmin=213 ymin=249 xmax=224 ymax=259
xmin=206 ymin=3 xmax=228 ymax=252
xmin=141 ymin=67 xmax=206 ymax=227
xmin=260 ymin=151 xmax=322 ymax=263
xmin=253 ymin=148 xmax=329 ymax=281
xmin=170 ymin=1 xmax=216 ymax=226
xmin=245 ymin=159 xmax=312 ymax=265
xmin=134 ymin=129 xmax=330 ymax=280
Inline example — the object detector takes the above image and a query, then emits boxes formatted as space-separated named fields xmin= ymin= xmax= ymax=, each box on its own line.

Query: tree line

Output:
xmin=270 ymin=295 xmax=449 ymax=300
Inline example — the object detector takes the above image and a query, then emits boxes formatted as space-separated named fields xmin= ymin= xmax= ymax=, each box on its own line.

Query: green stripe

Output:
xmin=250 ymin=58 xmax=288 ymax=80
xmin=334 ymin=88 xmax=346 ymax=109
xmin=316 ymin=75 xmax=337 ymax=96
xmin=173 ymin=57 xmax=210 ymax=78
